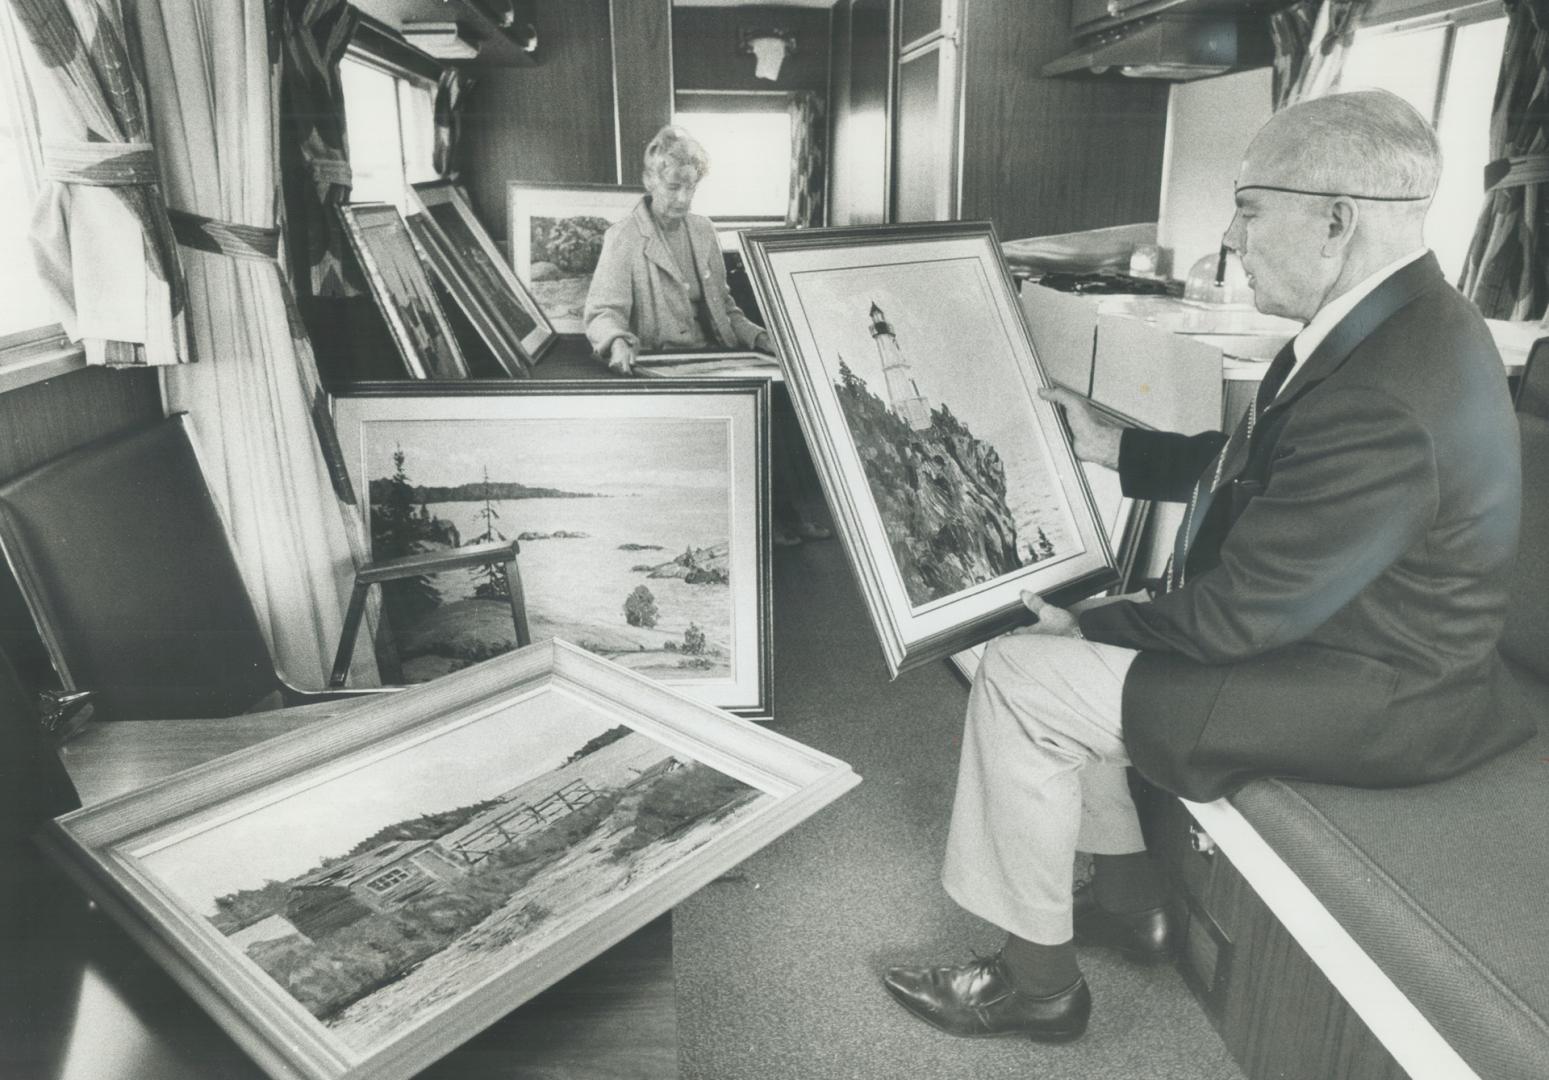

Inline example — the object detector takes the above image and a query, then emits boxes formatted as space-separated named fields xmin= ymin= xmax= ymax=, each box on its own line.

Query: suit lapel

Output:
xmin=1265 ymin=252 xmax=1443 ymax=417
xmin=634 ymin=199 xmax=686 ymax=285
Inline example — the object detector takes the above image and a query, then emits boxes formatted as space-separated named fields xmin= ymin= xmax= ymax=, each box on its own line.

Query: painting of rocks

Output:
xmin=790 ymin=260 xmax=1083 ymax=608
xmin=508 ymin=185 xmax=642 ymax=334
xmin=132 ymin=694 xmax=765 ymax=1056
xmin=365 ymin=416 xmax=737 ymax=687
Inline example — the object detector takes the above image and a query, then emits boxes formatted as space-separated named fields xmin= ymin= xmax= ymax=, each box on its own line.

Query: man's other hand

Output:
xmin=1011 ymin=591 xmax=1081 ymax=637
xmin=1038 ymin=386 xmax=1123 ymax=470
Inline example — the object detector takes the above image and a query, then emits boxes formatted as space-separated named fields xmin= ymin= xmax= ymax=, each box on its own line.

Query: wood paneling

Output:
xmin=958 ymin=0 xmax=1168 ymax=239
xmin=0 ymin=367 xmax=163 ymax=696
xmin=1141 ymin=787 xmax=1409 ymax=1080
xmin=612 ymin=0 xmax=675 ymax=185
xmin=829 ymin=0 xmax=890 ymax=226
xmin=672 ymin=6 xmax=831 ymax=93
xmin=461 ymin=0 xmax=619 ymax=241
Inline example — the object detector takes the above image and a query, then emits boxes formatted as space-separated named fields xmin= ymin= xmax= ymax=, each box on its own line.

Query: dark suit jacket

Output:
xmin=1079 ymin=254 xmax=1534 ymax=801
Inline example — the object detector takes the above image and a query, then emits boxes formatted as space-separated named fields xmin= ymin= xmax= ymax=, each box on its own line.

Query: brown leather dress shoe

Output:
xmin=882 ymin=953 xmax=1091 ymax=1041
xmin=1072 ymin=881 xmax=1174 ymax=964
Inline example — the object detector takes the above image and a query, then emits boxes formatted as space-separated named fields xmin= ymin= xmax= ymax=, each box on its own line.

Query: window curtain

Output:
xmin=7 ymin=0 xmax=189 ymax=366
xmin=130 ymin=0 xmax=377 ymax=688
xmin=276 ymin=0 xmax=362 ymax=299
xmin=433 ymin=67 xmax=472 ymax=180
xmin=1459 ymin=0 xmax=1549 ymax=321
xmin=786 ymin=90 xmax=826 ymax=228
xmin=1269 ymin=0 xmax=1369 ymax=109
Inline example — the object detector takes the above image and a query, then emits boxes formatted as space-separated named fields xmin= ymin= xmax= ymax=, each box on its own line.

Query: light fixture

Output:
xmin=738 ymin=27 xmax=796 ymax=82
xmin=402 ymin=20 xmax=482 ymax=60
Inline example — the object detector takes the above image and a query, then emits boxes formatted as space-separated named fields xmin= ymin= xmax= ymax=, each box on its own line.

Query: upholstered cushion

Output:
xmin=1231 ymin=665 xmax=1549 ymax=1080
xmin=1502 ymin=412 xmax=1549 ymax=680
xmin=0 ymin=417 xmax=277 ymax=720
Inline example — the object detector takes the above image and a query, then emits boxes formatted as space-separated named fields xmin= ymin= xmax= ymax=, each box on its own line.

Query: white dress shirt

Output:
xmin=1278 ymin=248 xmax=1430 ymax=398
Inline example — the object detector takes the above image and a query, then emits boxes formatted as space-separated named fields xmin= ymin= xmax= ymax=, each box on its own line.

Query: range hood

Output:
xmin=1044 ymin=12 xmax=1274 ymax=81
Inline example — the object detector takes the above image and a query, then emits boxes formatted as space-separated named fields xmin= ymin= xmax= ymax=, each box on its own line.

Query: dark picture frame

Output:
xmin=338 ymin=203 xmax=471 ymax=379
xmin=408 ymin=181 xmax=556 ymax=374
xmin=41 ymin=642 xmax=858 ymax=1080
xmin=743 ymin=221 xmax=1118 ymax=676
xmin=332 ymin=380 xmax=774 ymax=720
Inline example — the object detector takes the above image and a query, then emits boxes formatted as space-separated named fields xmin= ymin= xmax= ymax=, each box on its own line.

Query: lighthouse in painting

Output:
xmin=868 ymin=301 xmax=932 ymax=431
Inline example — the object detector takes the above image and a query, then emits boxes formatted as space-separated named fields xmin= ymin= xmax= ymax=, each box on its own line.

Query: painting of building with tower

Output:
xmin=828 ymin=294 xmax=1062 ymax=607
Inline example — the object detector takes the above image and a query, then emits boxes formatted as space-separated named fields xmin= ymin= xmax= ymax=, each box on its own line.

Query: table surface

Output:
xmin=4 ymin=703 xmax=677 ymax=1080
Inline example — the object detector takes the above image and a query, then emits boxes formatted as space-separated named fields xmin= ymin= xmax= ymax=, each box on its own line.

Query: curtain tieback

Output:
xmin=167 ymin=208 xmax=281 ymax=262
xmin=305 ymin=153 xmax=354 ymax=188
xmin=1484 ymin=154 xmax=1549 ymax=192
xmin=42 ymin=140 xmax=160 ymax=186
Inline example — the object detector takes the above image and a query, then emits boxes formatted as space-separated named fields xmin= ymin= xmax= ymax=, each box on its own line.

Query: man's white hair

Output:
xmin=1251 ymin=89 xmax=1441 ymax=202
xmin=643 ymin=125 xmax=711 ymax=184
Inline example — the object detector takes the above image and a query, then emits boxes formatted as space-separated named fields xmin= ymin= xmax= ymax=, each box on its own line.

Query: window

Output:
xmin=340 ymin=51 xmax=437 ymax=207
xmin=1339 ymin=4 xmax=1510 ymax=280
xmin=673 ymin=94 xmax=793 ymax=222
xmin=364 ymin=866 xmax=412 ymax=893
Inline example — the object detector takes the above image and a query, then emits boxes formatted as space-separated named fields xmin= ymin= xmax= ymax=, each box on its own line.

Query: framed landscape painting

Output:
xmin=332 ymin=380 xmax=773 ymax=719
xmin=408 ymin=181 xmax=555 ymax=373
xmin=338 ymin=203 xmax=471 ymax=379
xmin=507 ymin=182 xmax=644 ymax=333
xmin=743 ymin=221 xmax=1117 ymax=676
xmin=42 ymin=641 xmax=859 ymax=1080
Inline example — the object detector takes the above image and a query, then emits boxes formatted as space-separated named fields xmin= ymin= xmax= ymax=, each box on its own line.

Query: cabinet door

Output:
xmin=892 ymin=25 xmax=959 ymax=222
xmin=899 ymin=0 xmax=942 ymax=48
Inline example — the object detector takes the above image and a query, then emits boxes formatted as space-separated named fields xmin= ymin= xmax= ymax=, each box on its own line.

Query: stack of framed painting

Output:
xmin=742 ymin=221 xmax=1119 ymax=677
xmin=339 ymin=203 xmax=473 ymax=380
xmin=506 ymin=182 xmax=646 ymax=334
xmin=41 ymin=640 xmax=859 ymax=1080
xmin=332 ymin=380 xmax=773 ymax=720
xmin=406 ymin=181 xmax=556 ymax=374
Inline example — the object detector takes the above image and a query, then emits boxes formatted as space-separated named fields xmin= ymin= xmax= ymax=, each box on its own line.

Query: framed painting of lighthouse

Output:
xmin=742 ymin=221 xmax=1117 ymax=677
xmin=39 ymin=640 xmax=860 ymax=1080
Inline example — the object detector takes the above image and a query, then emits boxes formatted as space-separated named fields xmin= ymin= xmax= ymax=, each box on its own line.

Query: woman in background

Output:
xmin=585 ymin=125 xmax=829 ymax=546
xmin=585 ymin=125 xmax=770 ymax=371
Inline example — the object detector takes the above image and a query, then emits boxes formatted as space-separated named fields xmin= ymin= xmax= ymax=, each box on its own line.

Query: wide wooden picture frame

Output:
xmin=743 ymin=221 xmax=1117 ymax=676
xmin=408 ymin=181 xmax=556 ymax=373
xmin=41 ymin=641 xmax=859 ymax=1080
xmin=332 ymin=380 xmax=774 ymax=719
xmin=338 ymin=203 xmax=471 ymax=379
xmin=507 ymin=182 xmax=645 ymax=334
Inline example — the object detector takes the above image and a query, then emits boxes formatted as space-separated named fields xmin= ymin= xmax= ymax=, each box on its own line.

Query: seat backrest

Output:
xmin=0 ymin=415 xmax=277 ymax=720
xmin=1503 ymin=343 xmax=1549 ymax=681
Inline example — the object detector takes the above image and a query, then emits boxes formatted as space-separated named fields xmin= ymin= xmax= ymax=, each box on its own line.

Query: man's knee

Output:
xmin=977 ymin=633 xmax=1067 ymax=694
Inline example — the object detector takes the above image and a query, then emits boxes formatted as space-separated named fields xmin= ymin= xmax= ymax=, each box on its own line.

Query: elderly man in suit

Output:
xmin=883 ymin=89 xmax=1533 ymax=1043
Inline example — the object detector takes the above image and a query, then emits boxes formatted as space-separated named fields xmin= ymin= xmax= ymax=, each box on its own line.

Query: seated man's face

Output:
xmin=1222 ymin=145 xmax=1343 ymax=324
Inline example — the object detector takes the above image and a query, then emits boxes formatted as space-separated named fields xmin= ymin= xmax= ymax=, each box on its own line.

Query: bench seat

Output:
xmin=1228 ymin=664 xmax=1549 ymax=1080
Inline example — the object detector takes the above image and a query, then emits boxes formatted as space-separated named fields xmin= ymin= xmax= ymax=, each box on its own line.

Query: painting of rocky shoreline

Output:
xmin=132 ymin=697 xmax=767 ymax=1056
xmin=365 ymin=417 xmax=738 ymax=687
xmin=792 ymin=260 xmax=1082 ymax=608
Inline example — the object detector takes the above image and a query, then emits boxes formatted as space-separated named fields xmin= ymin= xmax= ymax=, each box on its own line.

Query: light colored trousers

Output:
xmin=942 ymin=632 xmax=1143 ymax=945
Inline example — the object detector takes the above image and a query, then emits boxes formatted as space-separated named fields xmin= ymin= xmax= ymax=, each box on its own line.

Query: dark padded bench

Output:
xmin=1210 ymin=351 xmax=1549 ymax=1079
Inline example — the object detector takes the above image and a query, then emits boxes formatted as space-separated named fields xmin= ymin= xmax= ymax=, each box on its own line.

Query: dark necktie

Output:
xmin=1167 ymin=339 xmax=1299 ymax=590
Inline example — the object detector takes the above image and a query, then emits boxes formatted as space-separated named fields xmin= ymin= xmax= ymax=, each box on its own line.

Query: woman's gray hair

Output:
xmin=643 ymin=125 xmax=711 ymax=184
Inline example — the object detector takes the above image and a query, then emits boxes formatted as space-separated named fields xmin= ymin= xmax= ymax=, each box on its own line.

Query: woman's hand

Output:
xmin=608 ymin=337 xmax=636 ymax=375
xmin=753 ymin=331 xmax=775 ymax=355
xmin=1037 ymin=386 xmax=1124 ymax=470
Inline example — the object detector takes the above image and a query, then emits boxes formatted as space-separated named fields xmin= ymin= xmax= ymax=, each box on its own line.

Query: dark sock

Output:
xmin=1092 ymin=851 xmax=1165 ymax=914
xmin=1001 ymin=934 xmax=1081 ymax=996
